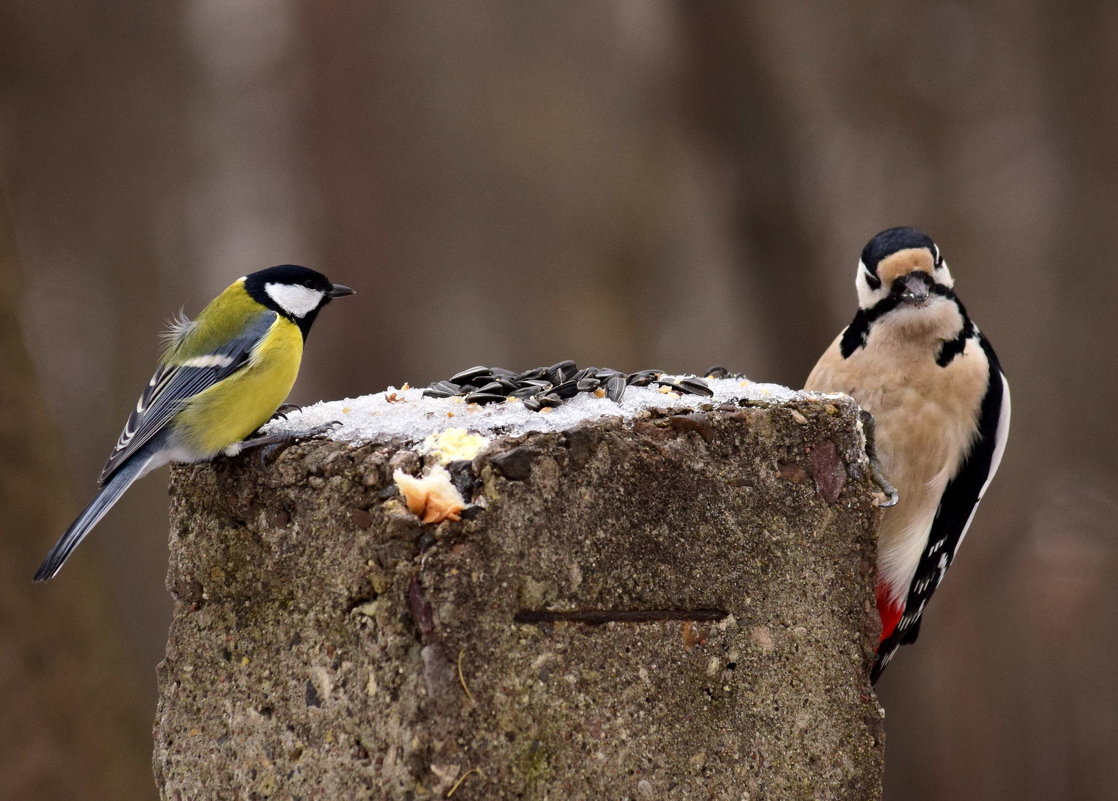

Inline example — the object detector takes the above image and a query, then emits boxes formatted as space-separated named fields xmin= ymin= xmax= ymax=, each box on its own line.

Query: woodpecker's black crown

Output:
xmin=861 ymin=227 xmax=938 ymax=274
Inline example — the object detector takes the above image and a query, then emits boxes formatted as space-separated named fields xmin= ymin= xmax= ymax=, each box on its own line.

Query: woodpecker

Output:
xmin=805 ymin=227 xmax=1010 ymax=683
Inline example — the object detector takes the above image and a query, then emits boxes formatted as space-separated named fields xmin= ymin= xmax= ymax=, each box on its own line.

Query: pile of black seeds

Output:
xmin=423 ymin=361 xmax=728 ymax=412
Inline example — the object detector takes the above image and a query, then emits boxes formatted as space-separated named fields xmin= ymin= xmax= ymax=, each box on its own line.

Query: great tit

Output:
xmin=34 ymin=265 xmax=354 ymax=581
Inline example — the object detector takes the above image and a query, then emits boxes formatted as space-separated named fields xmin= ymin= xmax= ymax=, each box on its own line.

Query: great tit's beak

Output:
xmin=895 ymin=272 xmax=931 ymax=306
xmin=327 ymin=283 xmax=356 ymax=299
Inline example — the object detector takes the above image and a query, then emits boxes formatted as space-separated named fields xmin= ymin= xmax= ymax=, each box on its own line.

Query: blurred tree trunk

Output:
xmin=0 ymin=0 xmax=193 ymax=721
xmin=673 ymin=3 xmax=830 ymax=388
xmin=297 ymin=1 xmax=769 ymax=394
xmin=0 ymin=195 xmax=154 ymax=799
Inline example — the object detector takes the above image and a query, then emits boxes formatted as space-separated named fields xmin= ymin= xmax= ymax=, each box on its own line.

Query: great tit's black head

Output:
xmin=855 ymin=226 xmax=954 ymax=310
xmin=244 ymin=265 xmax=355 ymax=336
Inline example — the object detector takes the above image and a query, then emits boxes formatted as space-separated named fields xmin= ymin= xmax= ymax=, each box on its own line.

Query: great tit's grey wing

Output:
xmin=99 ymin=311 xmax=278 ymax=483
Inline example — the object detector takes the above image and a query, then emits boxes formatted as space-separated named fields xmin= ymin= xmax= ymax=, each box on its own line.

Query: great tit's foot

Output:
xmin=226 ymin=421 xmax=343 ymax=458
xmin=269 ymin=403 xmax=303 ymax=422
xmin=291 ymin=421 xmax=342 ymax=440
xmin=859 ymin=410 xmax=899 ymax=508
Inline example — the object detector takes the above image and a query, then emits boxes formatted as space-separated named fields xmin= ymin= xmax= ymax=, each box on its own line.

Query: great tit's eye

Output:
xmin=303 ymin=279 xmax=315 ymax=288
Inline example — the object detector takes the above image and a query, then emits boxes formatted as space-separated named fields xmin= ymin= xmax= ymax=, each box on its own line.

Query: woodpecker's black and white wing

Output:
xmin=872 ymin=334 xmax=1011 ymax=682
xmin=99 ymin=311 xmax=278 ymax=483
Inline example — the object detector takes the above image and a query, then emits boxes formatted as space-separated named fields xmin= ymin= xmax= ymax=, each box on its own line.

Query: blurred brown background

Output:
xmin=1 ymin=2 xmax=1115 ymax=799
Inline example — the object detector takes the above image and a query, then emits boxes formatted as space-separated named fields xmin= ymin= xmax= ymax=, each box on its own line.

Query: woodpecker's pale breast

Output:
xmin=805 ymin=300 xmax=990 ymax=604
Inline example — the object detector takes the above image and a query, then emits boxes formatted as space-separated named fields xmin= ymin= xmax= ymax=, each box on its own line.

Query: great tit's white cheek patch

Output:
xmin=265 ymin=283 xmax=324 ymax=318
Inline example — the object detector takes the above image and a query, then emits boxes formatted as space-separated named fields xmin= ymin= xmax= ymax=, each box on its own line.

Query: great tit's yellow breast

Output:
xmin=176 ymin=317 xmax=304 ymax=455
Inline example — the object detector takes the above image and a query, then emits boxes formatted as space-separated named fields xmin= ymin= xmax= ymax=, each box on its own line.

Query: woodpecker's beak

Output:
xmin=327 ymin=283 xmax=356 ymax=299
xmin=895 ymin=272 xmax=931 ymax=306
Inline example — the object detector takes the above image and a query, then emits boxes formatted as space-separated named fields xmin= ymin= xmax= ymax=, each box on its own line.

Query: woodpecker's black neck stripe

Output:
xmin=934 ymin=291 xmax=973 ymax=367
xmin=840 ymin=283 xmax=967 ymax=360
xmin=936 ymin=322 xmax=975 ymax=367
xmin=840 ymin=297 xmax=899 ymax=357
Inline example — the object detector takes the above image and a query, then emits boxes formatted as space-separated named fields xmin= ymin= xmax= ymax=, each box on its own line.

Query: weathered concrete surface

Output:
xmin=154 ymin=398 xmax=884 ymax=800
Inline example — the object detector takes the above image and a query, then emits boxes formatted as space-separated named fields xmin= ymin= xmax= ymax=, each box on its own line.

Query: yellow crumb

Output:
xmin=422 ymin=428 xmax=490 ymax=464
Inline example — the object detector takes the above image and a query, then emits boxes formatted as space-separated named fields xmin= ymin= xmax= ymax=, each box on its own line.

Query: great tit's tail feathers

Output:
xmin=34 ymin=453 xmax=152 ymax=582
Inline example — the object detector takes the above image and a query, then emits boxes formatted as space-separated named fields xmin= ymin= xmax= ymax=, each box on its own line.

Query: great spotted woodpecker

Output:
xmin=805 ymin=227 xmax=1010 ymax=682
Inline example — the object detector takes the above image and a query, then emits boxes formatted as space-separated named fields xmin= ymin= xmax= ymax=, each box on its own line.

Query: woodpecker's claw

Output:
xmin=859 ymin=410 xmax=900 ymax=507
xmin=870 ymin=461 xmax=900 ymax=507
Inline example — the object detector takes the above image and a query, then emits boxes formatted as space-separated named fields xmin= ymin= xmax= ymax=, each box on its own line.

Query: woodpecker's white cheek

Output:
xmin=855 ymin=264 xmax=884 ymax=309
xmin=933 ymin=262 xmax=955 ymax=289
xmin=265 ymin=283 xmax=324 ymax=318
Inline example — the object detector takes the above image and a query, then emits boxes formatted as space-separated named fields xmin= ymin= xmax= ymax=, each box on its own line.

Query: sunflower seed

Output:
xmin=431 ymin=361 xmax=717 ymax=414
xmin=678 ymin=377 xmax=714 ymax=396
xmin=516 ymin=367 xmax=548 ymax=381
xmin=551 ymin=380 xmax=580 ymax=399
xmin=475 ymin=381 xmax=510 ymax=395
xmin=547 ymin=360 xmax=578 ymax=383
xmin=605 ymin=374 xmax=626 ymax=402
xmin=627 ymin=370 xmax=660 ymax=387
xmin=451 ymin=365 xmax=493 ymax=384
